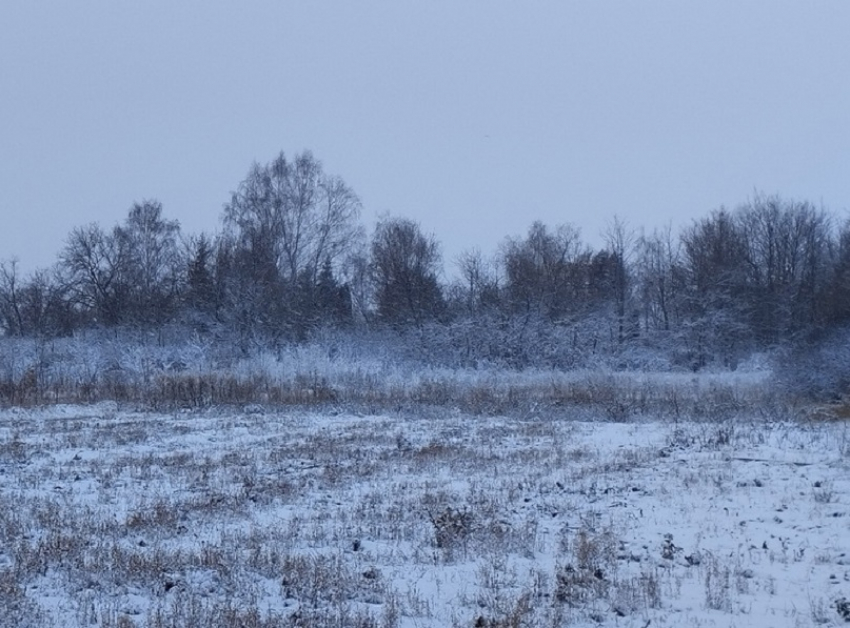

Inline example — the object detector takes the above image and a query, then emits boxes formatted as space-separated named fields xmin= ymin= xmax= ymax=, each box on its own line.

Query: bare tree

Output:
xmin=224 ymin=151 xmax=363 ymax=286
xmin=502 ymin=221 xmax=586 ymax=320
xmin=603 ymin=216 xmax=637 ymax=344
xmin=24 ymin=267 xmax=75 ymax=336
xmin=827 ymin=219 xmax=850 ymax=325
xmin=370 ymin=217 xmax=445 ymax=327
xmin=736 ymin=194 xmax=833 ymax=342
xmin=454 ymin=248 xmax=500 ymax=316
xmin=635 ymin=225 xmax=684 ymax=332
xmin=59 ymin=223 xmax=129 ymax=325
xmin=0 ymin=259 xmax=25 ymax=336
xmin=58 ymin=202 xmax=182 ymax=327
xmin=116 ymin=200 xmax=182 ymax=324
xmin=340 ymin=248 xmax=374 ymax=326
xmin=680 ymin=209 xmax=751 ymax=367
xmin=681 ymin=208 xmax=747 ymax=296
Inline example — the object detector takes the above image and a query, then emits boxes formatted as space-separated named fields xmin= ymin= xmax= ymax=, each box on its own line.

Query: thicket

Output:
xmin=2 ymin=149 xmax=849 ymax=401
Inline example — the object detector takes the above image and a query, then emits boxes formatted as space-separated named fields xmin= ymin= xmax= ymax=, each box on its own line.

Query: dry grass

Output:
xmin=0 ymin=360 xmax=798 ymax=428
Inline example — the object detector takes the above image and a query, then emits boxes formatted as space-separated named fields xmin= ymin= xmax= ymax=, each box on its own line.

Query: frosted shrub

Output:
xmin=773 ymin=327 xmax=850 ymax=401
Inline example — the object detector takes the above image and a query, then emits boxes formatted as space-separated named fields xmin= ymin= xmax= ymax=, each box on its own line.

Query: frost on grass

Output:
xmin=0 ymin=400 xmax=849 ymax=627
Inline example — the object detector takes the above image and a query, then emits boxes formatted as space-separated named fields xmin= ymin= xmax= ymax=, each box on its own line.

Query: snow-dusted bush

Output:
xmin=0 ymin=323 xmax=783 ymax=419
xmin=773 ymin=327 xmax=850 ymax=400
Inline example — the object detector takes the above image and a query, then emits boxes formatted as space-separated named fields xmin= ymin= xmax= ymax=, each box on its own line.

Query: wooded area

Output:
xmin=2 ymin=151 xmax=849 ymax=393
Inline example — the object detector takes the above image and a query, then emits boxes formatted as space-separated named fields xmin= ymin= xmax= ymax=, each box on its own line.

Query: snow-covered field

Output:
xmin=1 ymin=400 xmax=849 ymax=627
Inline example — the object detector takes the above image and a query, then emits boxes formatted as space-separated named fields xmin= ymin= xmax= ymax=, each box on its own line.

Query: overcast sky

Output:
xmin=2 ymin=2 xmax=849 ymax=275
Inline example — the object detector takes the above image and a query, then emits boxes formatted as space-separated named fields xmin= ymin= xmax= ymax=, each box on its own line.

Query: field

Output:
xmin=1 ymin=372 xmax=849 ymax=627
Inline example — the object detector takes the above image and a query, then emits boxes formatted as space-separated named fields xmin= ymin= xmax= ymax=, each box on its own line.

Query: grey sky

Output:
xmin=2 ymin=2 xmax=849 ymax=276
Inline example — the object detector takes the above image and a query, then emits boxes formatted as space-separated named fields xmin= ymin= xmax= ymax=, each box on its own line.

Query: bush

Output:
xmin=773 ymin=327 xmax=850 ymax=401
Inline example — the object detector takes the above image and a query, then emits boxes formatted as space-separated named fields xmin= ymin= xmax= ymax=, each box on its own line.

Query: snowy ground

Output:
xmin=1 ymin=402 xmax=849 ymax=627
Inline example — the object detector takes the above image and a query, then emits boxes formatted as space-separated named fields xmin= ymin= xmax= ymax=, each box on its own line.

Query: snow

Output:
xmin=0 ymin=402 xmax=848 ymax=627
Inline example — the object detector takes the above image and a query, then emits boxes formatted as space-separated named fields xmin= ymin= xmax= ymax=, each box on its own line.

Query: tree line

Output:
xmin=2 ymin=150 xmax=849 ymax=370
